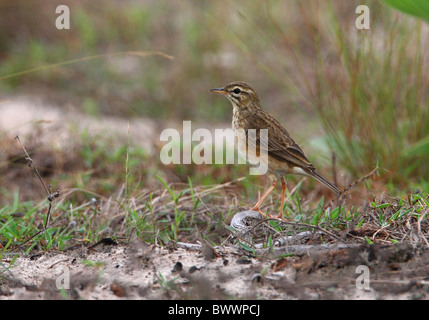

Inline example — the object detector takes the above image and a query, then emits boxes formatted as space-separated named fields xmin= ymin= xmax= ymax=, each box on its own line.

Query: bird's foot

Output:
xmin=250 ymin=207 xmax=290 ymax=222
xmin=250 ymin=207 xmax=268 ymax=218
xmin=267 ymin=213 xmax=290 ymax=222
xmin=256 ymin=210 xmax=267 ymax=218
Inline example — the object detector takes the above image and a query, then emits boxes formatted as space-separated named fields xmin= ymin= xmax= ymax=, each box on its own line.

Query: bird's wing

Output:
xmin=245 ymin=110 xmax=315 ymax=170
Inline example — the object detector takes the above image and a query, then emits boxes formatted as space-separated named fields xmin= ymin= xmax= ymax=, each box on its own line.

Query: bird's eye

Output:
xmin=233 ymin=88 xmax=241 ymax=94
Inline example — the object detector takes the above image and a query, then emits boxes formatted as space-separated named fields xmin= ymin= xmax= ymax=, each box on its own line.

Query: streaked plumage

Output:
xmin=211 ymin=81 xmax=345 ymax=219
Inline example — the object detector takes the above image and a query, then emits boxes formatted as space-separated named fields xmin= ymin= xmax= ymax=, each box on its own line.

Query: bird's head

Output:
xmin=210 ymin=81 xmax=260 ymax=110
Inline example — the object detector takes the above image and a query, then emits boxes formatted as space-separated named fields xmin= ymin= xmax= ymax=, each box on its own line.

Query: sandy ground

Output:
xmin=0 ymin=96 xmax=158 ymax=154
xmin=1 ymin=239 xmax=428 ymax=300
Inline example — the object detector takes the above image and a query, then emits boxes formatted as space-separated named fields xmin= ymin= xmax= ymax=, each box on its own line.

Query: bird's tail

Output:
xmin=307 ymin=170 xmax=347 ymax=199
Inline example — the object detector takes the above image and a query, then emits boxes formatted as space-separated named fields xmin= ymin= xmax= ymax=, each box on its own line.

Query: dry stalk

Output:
xmin=15 ymin=135 xmax=60 ymax=230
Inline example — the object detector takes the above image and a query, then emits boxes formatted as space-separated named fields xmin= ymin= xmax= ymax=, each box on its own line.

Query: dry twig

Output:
xmin=15 ymin=135 xmax=60 ymax=230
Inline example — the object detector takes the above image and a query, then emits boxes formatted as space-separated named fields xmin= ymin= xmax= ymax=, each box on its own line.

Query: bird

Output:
xmin=210 ymin=81 xmax=345 ymax=220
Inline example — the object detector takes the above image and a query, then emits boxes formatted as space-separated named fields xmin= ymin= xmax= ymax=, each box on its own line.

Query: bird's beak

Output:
xmin=210 ymin=87 xmax=228 ymax=94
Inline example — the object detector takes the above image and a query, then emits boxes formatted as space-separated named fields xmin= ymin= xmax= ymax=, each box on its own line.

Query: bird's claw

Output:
xmin=250 ymin=208 xmax=290 ymax=222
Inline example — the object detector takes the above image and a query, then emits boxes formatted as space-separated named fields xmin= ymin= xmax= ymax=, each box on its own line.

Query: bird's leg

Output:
xmin=250 ymin=180 xmax=277 ymax=217
xmin=278 ymin=177 xmax=287 ymax=220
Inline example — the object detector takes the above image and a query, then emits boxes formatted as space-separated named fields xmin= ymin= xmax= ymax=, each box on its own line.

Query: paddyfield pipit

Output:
xmin=210 ymin=81 xmax=345 ymax=220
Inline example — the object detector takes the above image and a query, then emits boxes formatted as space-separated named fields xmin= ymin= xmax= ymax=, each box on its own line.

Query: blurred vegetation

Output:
xmin=306 ymin=2 xmax=428 ymax=188
xmin=0 ymin=0 xmax=427 ymax=192
xmin=382 ymin=0 xmax=429 ymax=21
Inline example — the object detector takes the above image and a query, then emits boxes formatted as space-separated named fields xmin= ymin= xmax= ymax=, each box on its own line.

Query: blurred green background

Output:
xmin=0 ymin=0 xmax=428 ymax=198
